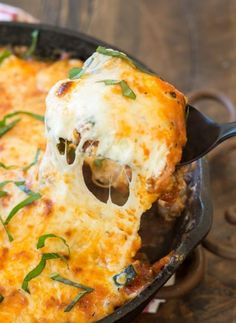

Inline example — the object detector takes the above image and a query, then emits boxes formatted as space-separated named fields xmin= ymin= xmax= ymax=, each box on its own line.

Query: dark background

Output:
xmin=2 ymin=1 xmax=236 ymax=322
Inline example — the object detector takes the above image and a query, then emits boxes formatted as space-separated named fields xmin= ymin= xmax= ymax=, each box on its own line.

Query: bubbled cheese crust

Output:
xmin=0 ymin=51 xmax=186 ymax=322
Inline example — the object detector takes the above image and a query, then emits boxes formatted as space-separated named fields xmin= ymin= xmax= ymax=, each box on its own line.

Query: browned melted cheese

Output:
xmin=0 ymin=51 xmax=186 ymax=322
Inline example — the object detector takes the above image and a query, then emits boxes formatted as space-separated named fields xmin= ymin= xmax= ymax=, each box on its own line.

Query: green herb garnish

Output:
xmin=22 ymin=253 xmax=66 ymax=294
xmin=98 ymin=79 xmax=136 ymax=100
xmin=37 ymin=234 xmax=70 ymax=256
xmin=0 ymin=180 xmax=13 ymax=189
xmin=50 ymin=273 xmax=94 ymax=312
xmin=0 ymin=119 xmax=20 ymax=137
xmin=23 ymin=148 xmax=41 ymax=172
xmin=93 ymin=158 xmax=104 ymax=168
xmin=0 ymin=162 xmax=15 ymax=170
xmin=96 ymin=46 xmax=154 ymax=75
xmin=23 ymin=30 xmax=39 ymax=58
xmin=120 ymin=80 xmax=136 ymax=99
xmin=0 ymin=111 xmax=44 ymax=125
xmin=68 ymin=67 xmax=84 ymax=80
xmin=0 ymin=294 xmax=4 ymax=303
xmin=4 ymin=192 xmax=41 ymax=225
xmin=0 ymin=111 xmax=44 ymax=138
xmin=113 ymin=264 xmax=137 ymax=286
xmin=0 ymin=214 xmax=13 ymax=242
xmin=0 ymin=49 xmax=11 ymax=64
xmin=0 ymin=191 xmax=7 ymax=198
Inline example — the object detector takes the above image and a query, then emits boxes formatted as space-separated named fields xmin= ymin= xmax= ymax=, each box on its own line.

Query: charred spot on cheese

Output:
xmin=56 ymin=81 xmax=74 ymax=97
xmin=169 ymin=91 xmax=177 ymax=98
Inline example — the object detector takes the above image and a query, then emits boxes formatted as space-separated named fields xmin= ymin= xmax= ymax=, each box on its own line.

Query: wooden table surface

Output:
xmin=3 ymin=0 xmax=236 ymax=322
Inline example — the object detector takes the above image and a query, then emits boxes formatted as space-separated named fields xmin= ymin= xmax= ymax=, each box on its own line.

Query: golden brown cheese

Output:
xmin=0 ymin=51 xmax=186 ymax=323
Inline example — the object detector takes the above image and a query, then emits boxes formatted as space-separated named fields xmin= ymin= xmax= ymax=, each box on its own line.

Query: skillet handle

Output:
xmin=188 ymin=89 xmax=236 ymax=122
xmin=219 ymin=122 xmax=236 ymax=142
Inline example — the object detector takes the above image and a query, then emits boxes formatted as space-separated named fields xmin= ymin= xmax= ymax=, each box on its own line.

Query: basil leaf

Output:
xmin=0 ymin=111 xmax=44 ymax=125
xmin=0 ymin=214 xmax=13 ymax=242
xmin=96 ymin=46 xmax=154 ymax=75
xmin=96 ymin=46 xmax=128 ymax=60
xmin=64 ymin=291 xmax=87 ymax=312
xmin=93 ymin=158 xmax=104 ymax=168
xmin=68 ymin=67 xmax=84 ymax=80
xmin=0 ymin=119 xmax=20 ymax=137
xmin=23 ymin=148 xmax=41 ymax=172
xmin=0 ymin=191 xmax=7 ymax=198
xmin=97 ymin=79 xmax=120 ymax=86
xmin=98 ymin=79 xmax=136 ymax=100
xmin=37 ymin=234 xmax=70 ymax=256
xmin=22 ymin=253 xmax=64 ymax=294
xmin=23 ymin=30 xmax=39 ymax=58
xmin=113 ymin=264 xmax=137 ymax=286
xmin=0 ymin=180 xmax=12 ymax=189
xmin=4 ymin=192 xmax=41 ymax=225
xmin=120 ymin=80 xmax=136 ymax=99
xmin=14 ymin=181 xmax=32 ymax=194
xmin=0 ymin=49 xmax=11 ymax=64
xmin=50 ymin=273 xmax=94 ymax=312
xmin=0 ymin=294 xmax=4 ymax=303
xmin=50 ymin=273 xmax=93 ymax=292
xmin=0 ymin=162 xmax=15 ymax=170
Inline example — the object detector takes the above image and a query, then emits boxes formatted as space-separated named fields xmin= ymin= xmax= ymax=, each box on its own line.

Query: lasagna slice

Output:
xmin=0 ymin=47 xmax=186 ymax=322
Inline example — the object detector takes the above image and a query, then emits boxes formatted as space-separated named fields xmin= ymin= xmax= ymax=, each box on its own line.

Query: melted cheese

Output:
xmin=0 ymin=51 xmax=186 ymax=322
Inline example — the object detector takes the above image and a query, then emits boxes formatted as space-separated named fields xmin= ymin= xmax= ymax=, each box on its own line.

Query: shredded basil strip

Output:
xmin=96 ymin=46 xmax=154 ymax=75
xmin=23 ymin=30 xmax=39 ymax=58
xmin=37 ymin=234 xmax=70 ymax=256
xmin=119 ymin=80 xmax=136 ymax=99
xmin=0 ymin=180 xmax=13 ymax=189
xmin=113 ymin=264 xmax=137 ymax=286
xmin=23 ymin=148 xmax=41 ymax=171
xmin=0 ymin=162 xmax=15 ymax=170
xmin=0 ymin=49 xmax=11 ymax=64
xmin=0 ymin=191 xmax=7 ymax=198
xmin=68 ymin=67 xmax=84 ymax=80
xmin=4 ymin=192 xmax=41 ymax=225
xmin=22 ymin=253 xmax=65 ymax=294
xmin=0 ymin=111 xmax=44 ymax=138
xmin=0 ymin=111 xmax=44 ymax=125
xmin=0 ymin=214 xmax=13 ymax=242
xmin=50 ymin=273 xmax=94 ymax=312
xmin=93 ymin=158 xmax=104 ymax=168
xmin=98 ymin=79 xmax=136 ymax=100
xmin=50 ymin=273 xmax=93 ymax=291
xmin=0 ymin=119 xmax=20 ymax=138
xmin=0 ymin=294 xmax=4 ymax=303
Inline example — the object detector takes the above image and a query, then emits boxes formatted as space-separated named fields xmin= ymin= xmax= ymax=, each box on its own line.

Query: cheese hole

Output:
xmin=66 ymin=140 xmax=76 ymax=165
xmin=82 ymin=161 xmax=109 ymax=203
xmin=57 ymin=138 xmax=65 ymax=155
xmin=82 ymin=159 xmax=131 ymax=206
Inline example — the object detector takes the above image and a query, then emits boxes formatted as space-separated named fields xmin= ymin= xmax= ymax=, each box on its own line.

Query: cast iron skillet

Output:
xmin=0 ymin=22 xmax=213 ymax=323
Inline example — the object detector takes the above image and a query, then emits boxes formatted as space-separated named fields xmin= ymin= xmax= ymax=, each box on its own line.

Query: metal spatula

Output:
xmin=180 ymin=105 xmax=236 ymax=166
